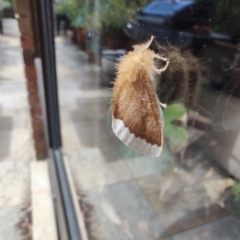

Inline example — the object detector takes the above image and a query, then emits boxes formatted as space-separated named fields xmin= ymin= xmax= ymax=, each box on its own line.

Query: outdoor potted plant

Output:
xmin=100 ymin=0 xmax=132 ymax=50
xmin=73 ymin=16 xmax=87 ymax=50
xmin=99 ymin=0 xmax=149 ymax=50
xmin=54 ymin=0 xmax=88 ymax=49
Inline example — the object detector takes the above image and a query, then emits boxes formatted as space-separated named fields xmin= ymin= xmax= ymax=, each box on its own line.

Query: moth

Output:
xmin=111 ymin=36 xmax=169 ymax=157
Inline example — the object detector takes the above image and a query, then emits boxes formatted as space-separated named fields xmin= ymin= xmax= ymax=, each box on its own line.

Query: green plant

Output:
xmin=54 ymin=2 xmax=70 ymax=15
xmin=232 ymin=183 xmax=240 ymax=203
xmin=54 ymin=0 xmax=89 ymax=28
xmin=230 ymin=182 xmax=240 ymax=215
xmin=211 ymin=0 xmax=240 ymax=38
xmin=54 ymin=0 xmax=150 ymax=32
xmin=100 ymin=0 xmax=149 ymax=36
xmin=3 ymin=0 xmax=13 ymax=7
xmin=163 ymin=103 xmax=188 ymax=152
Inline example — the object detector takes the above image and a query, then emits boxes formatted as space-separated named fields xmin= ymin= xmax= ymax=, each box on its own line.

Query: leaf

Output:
xmin=204 ymin=168 xmax=214 ymax=178
xmin=164 ymin=124 xmax=188 ymax=151
xmin=101 ymin=201 xmax=122 ymax=225
xmin=138 ymin=221 xmax=149 ymax=236
xmin=159 ymin=177 xmax=174 ymax=201
xmin=164 ymin=103 xmax=186 ymax=123
xmin=232 ymin=182 xmax=240 ymax=202
xmin=202 ymin=179 xmax=234 ymax=202
xmin=163 ymin=103 xmax=188 ymax=151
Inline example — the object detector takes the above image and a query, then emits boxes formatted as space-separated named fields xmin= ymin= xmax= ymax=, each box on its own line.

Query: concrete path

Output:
xmin=0 ymin=19 xmax=35 ymax=240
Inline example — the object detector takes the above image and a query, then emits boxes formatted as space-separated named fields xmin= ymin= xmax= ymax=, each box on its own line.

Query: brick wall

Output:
xmin=15 ymin=0 xmax=47 ymax=159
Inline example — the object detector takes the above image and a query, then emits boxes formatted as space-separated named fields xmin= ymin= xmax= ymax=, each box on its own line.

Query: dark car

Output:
xmin=124 ymin=0 xmax=237 ymax=90
xmin=124 ymin=0 xmax=231 ymax=48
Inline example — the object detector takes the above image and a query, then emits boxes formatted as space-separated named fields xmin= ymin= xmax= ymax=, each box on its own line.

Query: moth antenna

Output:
xmin=133 ymin=35 xmax=155 ymax=51
xmin=144 ymin=35 xmax=155 ymax=49
xmin=166 ymin=39 xmax=172 ymax=49
xmin=154 ymin=39 xmax=168 ymax=54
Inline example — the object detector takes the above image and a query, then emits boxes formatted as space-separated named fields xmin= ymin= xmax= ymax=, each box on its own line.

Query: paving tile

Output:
xmin=172 ymin=216 xmax=240 ymax=240
xmin=31 ymin=162 xmax=58 ymax=240
xmin=60 ymin=95 xmax=110 ymax=123
xmin=98 ymin=143 xmax=123 ymax=162
xmin=123 ymin=150 xmax=173 ymax=178
xmin=0 ymin=92 xmax=29 ymax=110
xmin=9 ymin=129 xmax=35 ymax=161
xmin=1 ymin=19 xmax=20 ymax=37
xmin=0 ymin=111 xmax=32 ymax=160
xmin=70 ymin=120 xmax=114 ymax=148
xmin=66 ymin=148 xmax=132 ymax=191
xmin=88 ymin=101 xmax=110 ymax=121
xmin=0 ymin=19 xmax=34 ymax=240
xmin=86 ymin=180 xmax=164 ymax=240
xmin=85 ymin=187 xmax=131 ymax=240
xmin=136 ymin=173 xmax=189 ymax=237
xmin=0 ymin=130 xmax=12 ymax=159
xmin=0 ymin=109 xmax=31 ymax=130
xmin=136 ymin=171 xmax=230 ymax=238
xmin=0 ymin=115 xmax=13 ymax=131
xmin=70 ymin=103 xmax=94 ymax=122
xmin=0 ymin=161 xmax=31 ymax=208
xmin=0 ymin=207 xmax=23 ymax=240
xmin=136 ymin=174 xmax=162 ymax=200
xmin=109 ymin=180 xmax=164 ymax=239
xmin=0 ymin=65 xmax=25 ymax=82
xmin=57 ymin=66 xmax=78 ymax=80
xmin=61 ymin=122 xmax=86 ymax=152
xmin=59 ymin=90 xmax=85 ymax=107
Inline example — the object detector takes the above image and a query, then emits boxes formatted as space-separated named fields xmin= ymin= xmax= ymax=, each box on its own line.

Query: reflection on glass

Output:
xmin=142 ymin=1 xmax=193 ymax=16
xmin=55 ymin=0 xmax=240 ymax=239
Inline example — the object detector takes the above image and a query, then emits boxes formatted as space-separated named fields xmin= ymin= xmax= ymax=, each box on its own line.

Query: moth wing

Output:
xmin=112 ymin=69 xmax=163 ymax=157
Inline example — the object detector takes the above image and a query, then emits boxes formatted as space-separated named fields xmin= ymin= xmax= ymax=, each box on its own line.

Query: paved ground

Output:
xmin=0 ymin=19 xmax=34 ymax=240
xmin=56 ymin=35 xmax=240 ymax=239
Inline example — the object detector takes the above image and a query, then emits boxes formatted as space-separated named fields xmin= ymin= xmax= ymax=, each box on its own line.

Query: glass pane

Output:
xmin=55 ymin=0 xmax=240 ymax=239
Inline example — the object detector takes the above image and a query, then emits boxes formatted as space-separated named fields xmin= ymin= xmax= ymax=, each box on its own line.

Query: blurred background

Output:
xmin=1 ymin=0 xmax=240 ymax=240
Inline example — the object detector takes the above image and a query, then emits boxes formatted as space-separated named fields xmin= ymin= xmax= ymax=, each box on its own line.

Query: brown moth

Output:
xmin=111 ymin=36 xmax=169 ymax=157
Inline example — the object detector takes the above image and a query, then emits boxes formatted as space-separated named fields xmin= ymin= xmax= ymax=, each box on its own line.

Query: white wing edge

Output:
xmin=112 ymin=118 xmax=162 ymax=157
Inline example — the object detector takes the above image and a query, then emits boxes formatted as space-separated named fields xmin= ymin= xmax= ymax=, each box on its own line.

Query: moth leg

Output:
xmin=159 ymin=102 xmax=167 ymax=108
xmin=153 ymin=55 xmax=170 ymax=74
xmin=154 ymin=54 xmax=168 ymax=62
xmin=156 ymin=99 xmax=166 ymax=127
xmin=157 ymin=98 xmax=167 ymax=108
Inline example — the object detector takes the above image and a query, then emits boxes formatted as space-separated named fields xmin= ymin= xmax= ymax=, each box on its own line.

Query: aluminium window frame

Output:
xmin=30 ymin=0 xmax=82 ymax=239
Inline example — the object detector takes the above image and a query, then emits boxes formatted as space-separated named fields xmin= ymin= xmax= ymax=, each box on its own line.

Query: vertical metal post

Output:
xmin=33 ymin=0 xmax=82 ymax=239
xmin=39 ymin=0 xmax=61 ymax=148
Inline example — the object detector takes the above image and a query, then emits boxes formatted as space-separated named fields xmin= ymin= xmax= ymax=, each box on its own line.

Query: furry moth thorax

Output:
xmin=111 ymin=36 xmax=169 ymax=157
